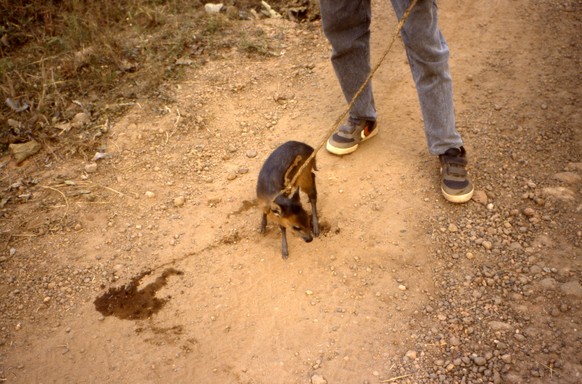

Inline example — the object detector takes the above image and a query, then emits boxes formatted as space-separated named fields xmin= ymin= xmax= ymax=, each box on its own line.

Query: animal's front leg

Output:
xmin=309 ymin=173 xmax=319 ymax=237
xmin=279 ymin=225 xmax=289 ymax=259
xmin=310 ymin=199 xmax=319 ymax=237
xmin=260 ymin=212 xmax=267 ymax=234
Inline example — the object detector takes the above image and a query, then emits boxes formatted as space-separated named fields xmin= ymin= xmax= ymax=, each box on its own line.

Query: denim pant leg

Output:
xmin=391 ymin=0 xmax=463 ymax=154
xmin=320 ymin=0 xmax=377 ymax=122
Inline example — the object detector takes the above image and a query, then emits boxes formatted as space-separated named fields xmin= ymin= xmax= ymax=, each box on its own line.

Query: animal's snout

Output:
xmin=302 ymin=234 xmax=313 ymax=243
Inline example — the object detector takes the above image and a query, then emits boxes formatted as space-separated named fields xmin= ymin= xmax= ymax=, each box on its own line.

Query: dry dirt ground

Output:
xmin=1 ymin=0 xmax=581 ymax=383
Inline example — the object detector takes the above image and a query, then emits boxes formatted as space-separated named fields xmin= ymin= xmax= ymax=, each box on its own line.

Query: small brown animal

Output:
xmin=256 ymin=141 xmax=319 ymax=259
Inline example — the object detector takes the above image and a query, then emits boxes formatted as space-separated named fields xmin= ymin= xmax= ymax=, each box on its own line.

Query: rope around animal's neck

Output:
xmin=279 ymin=0 xmax=418 ymax=198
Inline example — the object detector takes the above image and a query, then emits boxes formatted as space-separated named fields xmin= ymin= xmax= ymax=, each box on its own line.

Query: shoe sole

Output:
xmin=326 ymin=128 xmax=378 ymax=156
xmin=441 ymin=186 xmax=474 ymax=203
xmin=440 ymin=163 xmax=474 ymax=203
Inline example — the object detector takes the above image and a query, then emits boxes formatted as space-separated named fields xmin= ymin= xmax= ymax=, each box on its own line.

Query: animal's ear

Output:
xmin=270 ymin=201 xmax=282 ymax=217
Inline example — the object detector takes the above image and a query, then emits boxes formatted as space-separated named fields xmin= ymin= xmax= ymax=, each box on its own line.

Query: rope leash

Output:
xmin=277 ymin=0 xmax=418 ymax=199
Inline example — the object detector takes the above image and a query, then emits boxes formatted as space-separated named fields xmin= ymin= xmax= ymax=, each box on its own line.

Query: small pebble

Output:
xmin=72 ymin=112 xmax=90 ymax=128
xmin=84 ymin=162 xmax=98 ymax=173
xmin=204 ymin=3 xmax=224 ymax=13
xmin=514 ymin=333 xmax=526 ymax=342
xmin=561 ymin=281 xmax=582 ymax=298
xmin=174 ymin=196 xmax=185 ymax=207
xmin=472 ymin=190 xmax=488 ymax=205
xmin=523 ymin=207 xmax=536 ymax=217
xmin=311 ymin=374 xmax=327 ymax=384
xmin=246 ymin=149 xmax=258 ymax=158
xmin=473 ymin=356 xmax=487 ymax=366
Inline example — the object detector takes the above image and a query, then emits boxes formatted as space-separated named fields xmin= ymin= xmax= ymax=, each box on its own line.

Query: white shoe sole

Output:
xmin=441 ymin=187 xmax=474 ymax=203
xmin=326 ymin=128 xmax=378 ymax=156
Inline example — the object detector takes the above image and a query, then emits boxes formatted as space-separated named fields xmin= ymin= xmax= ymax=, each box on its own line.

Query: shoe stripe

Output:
xmin=443 ymin=179 xmax=470 ymax=189
xmin=442 ymin=157 xmax=467 ymax=165
xmin=327 ymin=120 xmax=377 ymax=155
xmin=333 ymin=133 xmax=357 ymax=144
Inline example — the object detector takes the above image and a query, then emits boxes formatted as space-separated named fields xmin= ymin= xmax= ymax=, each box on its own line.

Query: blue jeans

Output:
xmin=320 ymin=0 xmax=463 ymax=155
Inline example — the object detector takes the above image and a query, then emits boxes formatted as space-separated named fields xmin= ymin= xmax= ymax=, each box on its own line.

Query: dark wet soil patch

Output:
xmin=317 ymin=220 xmax=333 ymax=236
xmin=94 ymin=268 xmax=183 ymax=320
xmin=227 ymin=199 xmax=257 ymax=218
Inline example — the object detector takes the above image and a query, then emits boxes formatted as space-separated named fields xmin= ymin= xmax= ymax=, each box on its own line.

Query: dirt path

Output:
xmin=1 ymin=0 xmax=580 ymax=383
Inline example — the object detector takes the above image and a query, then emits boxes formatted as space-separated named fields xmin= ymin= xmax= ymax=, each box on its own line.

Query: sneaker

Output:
xmin=326 ymin=119 xmax=378 ymax=155
xmin=439 ymin=146 xmax=474 ymax=203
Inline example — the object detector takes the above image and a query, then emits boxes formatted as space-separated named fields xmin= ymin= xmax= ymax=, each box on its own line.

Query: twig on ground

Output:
xmin=381 ymin=374 xmax=413 ymax=382
xmin=75 ymin=201 xmax=111 ymax=206
xmin=99 ymin=185 xmax=127 ymax=197
xmin=169 ymin=107 xmax=182 ymax=140
xmin=175 ymin=107 xmax=181 ymax=127
xmin=40 ymin=185 xmax=69 ymax=221
xmin=536 ymin=360 xmax=554 ymax=377
xmin=30 ymin=54 xmax=62 ymax=65
xmin=40 ymin=138 xmax=61 ymax=162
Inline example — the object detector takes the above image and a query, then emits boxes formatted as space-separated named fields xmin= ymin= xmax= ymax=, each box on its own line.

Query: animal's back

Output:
xmin=256 ymin=141 xmax=314 ymax=200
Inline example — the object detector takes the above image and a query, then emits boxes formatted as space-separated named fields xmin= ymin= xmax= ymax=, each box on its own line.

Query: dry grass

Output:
xmin=0 ymin=0 xmax=237 ymax=156
xmin=0 ymin=0 xmax=318 ymax=159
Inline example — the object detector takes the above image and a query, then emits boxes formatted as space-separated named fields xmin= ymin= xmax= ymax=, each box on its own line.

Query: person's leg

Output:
xmin=320 ymin=0 xmax=378 ymax=155
xmin=320 ymin=0 xmax=376 ymax=121
xmin=392 ymin=0 xmax=473 ymax=202
xmin=390 ymin=0 xmax=462 ymax=155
